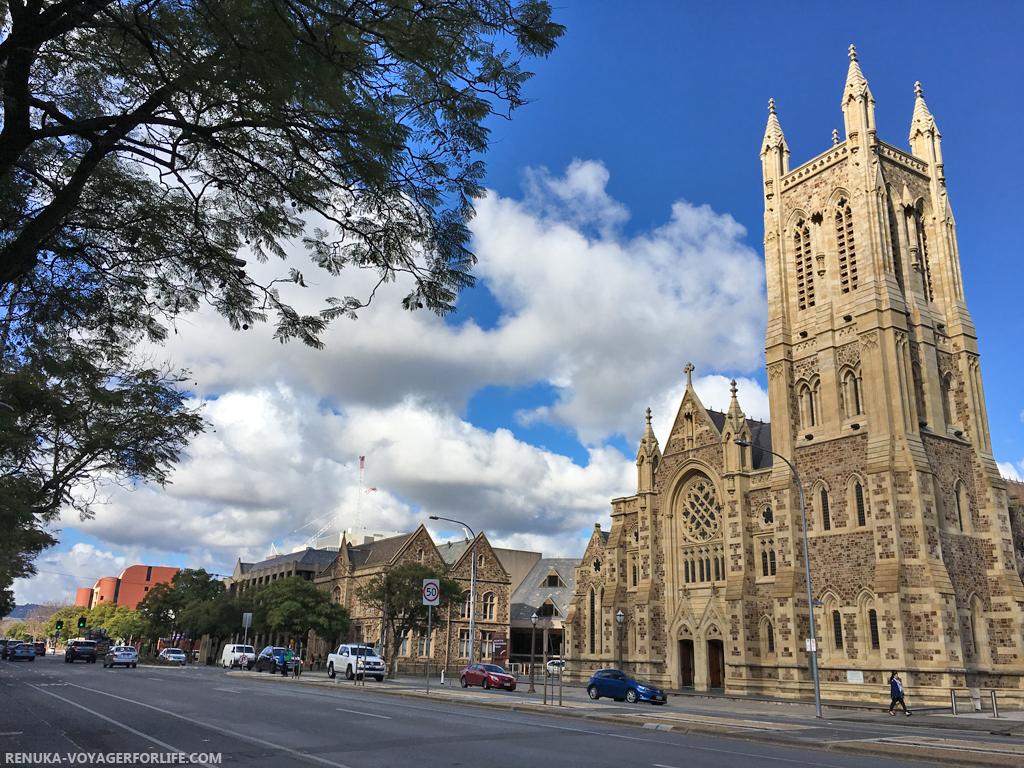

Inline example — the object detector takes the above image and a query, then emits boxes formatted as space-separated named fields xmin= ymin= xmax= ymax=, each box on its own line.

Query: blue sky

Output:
xmin=14 ymin=2 xmax=1024 ymax=605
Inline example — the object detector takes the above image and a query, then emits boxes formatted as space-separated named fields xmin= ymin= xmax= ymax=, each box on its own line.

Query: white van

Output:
xmin=220 ymin=644 xmax=256 ymax=669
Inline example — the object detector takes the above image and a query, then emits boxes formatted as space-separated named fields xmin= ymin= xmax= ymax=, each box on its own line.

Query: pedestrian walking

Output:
xmin=316 ymin=654 xmax=322 ymax=672
xmin=889 ymin=671 xmax=911 ymax=715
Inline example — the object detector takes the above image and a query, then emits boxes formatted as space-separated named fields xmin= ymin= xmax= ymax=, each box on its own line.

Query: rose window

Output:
xmin=680 ymin=475 xmax=722 ymax=542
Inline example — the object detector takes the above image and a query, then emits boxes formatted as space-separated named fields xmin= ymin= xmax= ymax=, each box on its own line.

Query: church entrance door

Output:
xmin=707 ymin=639 xmax=724 ymax=689
xmin=679 ymin=640 xmax=694 ymax=686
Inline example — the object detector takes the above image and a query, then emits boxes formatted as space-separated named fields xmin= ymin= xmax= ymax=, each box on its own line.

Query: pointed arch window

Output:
xmin=836 ymin=202 xmax=858 ymax=293
xmin=588 ymin=589 xmax=596 ymax=655
xmin=854 ymin=481 xmax=866 ymax=527
xmin=832 ymin=610 xmax=844 ymax=650
xmin=482 ymin=592 xmax=495 ymax=621
xmin=940 ymin=373 xmax=955 ymax=428
xmin=766 ymin=621 xmax=775 ymax=654
xmin=794 ymin=222 xmax=815 ymax=310
xmin=868 ymin=609 xmax=880 ymax=650
xmin=820 ymin=488 xmax=831 ymax=531
xmin=842 ymin=366 xmax=863 ymax=418
xmin=915 ymin=205 xmax=934 ymax=302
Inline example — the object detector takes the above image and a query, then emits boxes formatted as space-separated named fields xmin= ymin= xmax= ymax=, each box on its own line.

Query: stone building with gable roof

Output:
xmin=311 ymin=524 xmax=516 ymax=674
xmin=565 ymin=49 xmax=1024 ymax=706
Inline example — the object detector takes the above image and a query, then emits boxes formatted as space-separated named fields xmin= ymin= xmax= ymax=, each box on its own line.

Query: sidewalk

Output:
xmin=226 ymin=667 xmax=1024 ymax=767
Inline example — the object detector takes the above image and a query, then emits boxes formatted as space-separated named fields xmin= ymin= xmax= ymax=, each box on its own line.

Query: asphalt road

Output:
xmin=0 ymin=655 xmax=951 ymax=767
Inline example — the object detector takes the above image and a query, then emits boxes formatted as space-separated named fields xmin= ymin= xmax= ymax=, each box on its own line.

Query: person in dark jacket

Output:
xmin=889 ymin=671 xmax=911 ymax=715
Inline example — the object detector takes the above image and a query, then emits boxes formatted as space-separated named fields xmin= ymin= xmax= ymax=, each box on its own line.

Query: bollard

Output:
xmin=991 ymin=690 xmax=999 ymax=718
xmin=558 ymin=664 xmax=563 ymax=707
xmin=441 ymin=669 xmax=445 ymax=686
xmin=950 ymin=689 xmax=957 ymax=715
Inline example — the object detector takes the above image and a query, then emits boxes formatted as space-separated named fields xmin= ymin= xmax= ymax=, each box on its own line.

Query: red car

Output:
xmin=459 ymin=663 xmax=516 ymax=691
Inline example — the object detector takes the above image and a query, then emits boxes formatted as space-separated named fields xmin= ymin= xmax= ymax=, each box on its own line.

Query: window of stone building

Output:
xmin=418 ymin=634 xmax=432 ymax=657
xmin=854 ymin=481 xmax=866 ymax=526
xmin=799 ymin=382 xmax=816 ymax=429
xmin=679 ymin=474 xmax=722 ymax=542
xmin=842 ymin=367 xmax=862 ymax=418
xmin=478 ymin=554 xmax=485 ymax=568
xmin=769 ymin=550 xmax=776 ymax=576
xmin=868 ymin=609 xmax=880 ymax=650
xmin=593 ymin=558 xmax=601 ymax=573
xmin=417 ymin=548 xmax=423 ymax=561
xmin=536 ymin=601 xmax=557 ymax=617
xmin=685 ymin=560 xmax=691 ymax=583
xmin=481 ymin=631 xmax=494 ymax=659
xmin=399 ymin=632 xmax=410 ymax=656
xmin=762 ymin=550 xmax=769 ymax=576
xmin=940 ymin=373 xmax=954 ymax=427
xmin=820 ymin=488 xmax=831 ymax=531
xmin=955 ymin=481 xmax=969 ymax=533
xmin=482 ymin=592 xmax=495 ymax=621
xmin=835 ymin=202 xmax=858 ymax=293
xmin=794 ymin=222 xmax=814 ymax=310
xmin=766 ymin=621 xmax=775 ymax=654
xmin=758 ymin=537 xmax=776 ymax=579
xmin=912 ymin=361 xmax=927 ymax=425
xmin=832 ymin=610 xmax=843 ymax=650
xmin=588 ymin=589 xmax=596 ymax=654
xmin=460 ymin=596 xmax=470 ymax=619
xmin=633 ymin=526 xmax=640 ymax=544
xmin=714 ymin=557 xmax=721 ymax=581
xmin=631 ymin=556 xmax=638 ymax=587
xmin=458 ymin=630 xmax=471 ymax=658
xmin=762 ymin=506 xmax=773 ymax=526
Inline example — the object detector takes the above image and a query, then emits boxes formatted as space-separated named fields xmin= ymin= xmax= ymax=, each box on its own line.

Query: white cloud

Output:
xmin=13 ymin=544 xmax=129 ymax=605
xmin=998 ymin=461 xmax=1024 ymax=482
xmin=15 ymin=160 xmax=770 ymax=603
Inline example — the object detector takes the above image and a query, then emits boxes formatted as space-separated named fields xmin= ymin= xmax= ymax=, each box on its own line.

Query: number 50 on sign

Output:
xmin=423 ymin=579 xmax=440 ymax=606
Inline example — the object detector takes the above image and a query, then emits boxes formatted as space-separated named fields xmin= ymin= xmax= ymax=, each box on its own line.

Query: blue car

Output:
xmin=9 ymin=643 xmax=36 ymax=661
xmin=586 ymin=668 xmax=666 ymax=704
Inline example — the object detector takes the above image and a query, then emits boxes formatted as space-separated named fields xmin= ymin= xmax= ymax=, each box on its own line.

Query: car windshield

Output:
xmin=114 ymin=647 xmax=133 ymax=652
xmin=76 ymin=642 xmax=96 ymax=648
xmin=482 ymin=664 xmax=506 ymax=674
xmin=353 ymin=647 xmax=379 ymax=658
xmin=165 ymin=649 xmax=184 ymax=655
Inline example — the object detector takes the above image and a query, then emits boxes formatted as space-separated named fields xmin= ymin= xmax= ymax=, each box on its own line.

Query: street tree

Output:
xmin=247 ymin=577 xmax=349 ymax=649
xmin=178 ymin=593 xmax=243 ymax=658
xmin=355 ymin=561 xmax=461 ymax=678
xmin=136 ymin=568 xmax=224 ymax=643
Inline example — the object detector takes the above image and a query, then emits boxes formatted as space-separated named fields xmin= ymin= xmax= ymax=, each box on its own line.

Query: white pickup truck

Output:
xmin=326 ymin=644 xmax=386 ymax=681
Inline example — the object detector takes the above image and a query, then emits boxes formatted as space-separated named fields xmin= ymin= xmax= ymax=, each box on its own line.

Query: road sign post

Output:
xmin=242 ymin=612 xmax=252 ymax=647
xmin=423 ymin=579 xmax=439 ymax=695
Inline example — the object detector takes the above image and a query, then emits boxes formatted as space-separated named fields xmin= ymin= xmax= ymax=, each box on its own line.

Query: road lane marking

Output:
xmin=62 ymin=682 xmax=355 ymax=768
xmin=334 ymin=707 xmax=390 ymax=719
xmin=213 ymin=688 xmax=242 ymax=694
xmin=26 ymin=684 xmax=184 ymax=753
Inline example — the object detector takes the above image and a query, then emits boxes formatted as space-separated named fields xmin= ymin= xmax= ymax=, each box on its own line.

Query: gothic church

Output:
xmin=565 ymin=48 xmax=1024 ymax=705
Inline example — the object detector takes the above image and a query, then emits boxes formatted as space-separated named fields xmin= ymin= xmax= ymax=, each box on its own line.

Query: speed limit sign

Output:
xmin=422 ymin=579 xmax=440 ymax=606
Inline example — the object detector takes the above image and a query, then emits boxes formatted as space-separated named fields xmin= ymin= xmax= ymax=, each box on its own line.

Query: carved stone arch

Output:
xmin=697 ymin=596 xmax=727 ymax=634
xmin=758 ymin=614 xmax=776 ymax=657
xmin=812 ymin=479 xmax=833 ymax=532
xmin=667 ymin=601 xmax=697 ymax=642
xmin=785 ymin=207 xmax=812 ymax=232
xmin=664 ymin=459 xmax=724 ymax=513
xmin=826 ymin=187 xmax=853 ymax=210
xmin=847 ymin=471 xmax=868 ymax=526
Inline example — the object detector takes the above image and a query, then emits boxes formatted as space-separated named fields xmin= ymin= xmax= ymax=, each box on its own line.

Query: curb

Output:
xmin=222 ymin=673 xmax=1018 ymax=768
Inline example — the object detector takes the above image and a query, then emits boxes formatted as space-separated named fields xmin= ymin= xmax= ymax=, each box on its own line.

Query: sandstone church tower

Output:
xmin=565 ymin=48 xmax=1024 ymax=705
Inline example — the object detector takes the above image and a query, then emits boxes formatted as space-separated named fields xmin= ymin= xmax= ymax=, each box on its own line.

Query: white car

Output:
xmin=546 ymin=658 xmax=566 ymax=676
xmin=326 ymin=644 xmax=386 ymax=681
xmin=220 ymin=644 xmax=256 ymax=669
xmin=158 ymin=647 xmax=187 ymax=666
xmin=103 ymin=646 xmax=139 ymax=668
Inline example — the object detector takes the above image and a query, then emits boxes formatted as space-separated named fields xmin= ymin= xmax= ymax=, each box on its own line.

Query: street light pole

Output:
xmin=735 ymin=439 xmax=822 ymax=718
xmin=429 ymin=515 xmax=477 ymax=664
xmin=615 ymin=609 xmax=624 ymax=668
xmin=528 ymin=612 xmax=538 ymax=693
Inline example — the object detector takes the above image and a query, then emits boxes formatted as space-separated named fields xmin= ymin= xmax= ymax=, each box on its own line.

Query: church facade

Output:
xmin=564 ymin=49 xmax=1024 ymax=706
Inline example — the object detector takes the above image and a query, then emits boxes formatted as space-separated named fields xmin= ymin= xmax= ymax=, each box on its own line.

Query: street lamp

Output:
xmin=529 ymin=612 xmax=538 ymax=694
xmin=429 ymin=515 xmax=478 ymax=664
xmin=735 ymin=439 xmax=822 ymax=718
xmin=615 ymin=609 xmax=625 ymax=668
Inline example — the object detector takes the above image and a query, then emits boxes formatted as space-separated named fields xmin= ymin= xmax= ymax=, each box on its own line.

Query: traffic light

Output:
xmin=78 ymin=616 xmax=86 ymax=629
xmin=55 ymin=620 xmax=63 ymax=631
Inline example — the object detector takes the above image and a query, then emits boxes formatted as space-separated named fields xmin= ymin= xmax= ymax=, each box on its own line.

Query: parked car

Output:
xmin=546 ymin=658 xmax=566 ymax=676
xmin=0 ymin=639 xmax=17 ymax=659
xmin=65 ymin=640 xmax=98 ymax=664
xmin=586 ymin=669 xmax=666 ymax=704
xmin=158 ymin=647 xmax=187 ymax=666
xmin=459 ymin=663 xmax=517 ymax=691
xmin=9 ymin=643 xmax=36 ymax=661
xmin=103 ymin=646 xmax=139 ymax=668
xmin=32 ymin=641 xmax=46 ymax=656
xmin=326 ymin=644 xmax=386 ymax=681
xmin=255 ymin=646 xmax=300 ymax=676
xmin=220 ymin=644 xmax=256 ymax=669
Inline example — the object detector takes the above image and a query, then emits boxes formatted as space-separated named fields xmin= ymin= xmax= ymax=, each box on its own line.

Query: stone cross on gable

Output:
xmin=684 ymin=362 xmax=695 ymax=387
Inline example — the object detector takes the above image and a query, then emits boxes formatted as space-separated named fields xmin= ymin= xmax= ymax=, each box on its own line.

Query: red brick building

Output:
xmin=75 ymin=565 xmax=180 ymax=610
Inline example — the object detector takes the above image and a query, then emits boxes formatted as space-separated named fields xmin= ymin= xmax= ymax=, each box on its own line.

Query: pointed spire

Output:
xmin=727 ymin=379 xmax=743 ymax=418
xmin=641 ymin=406 xmax=657 ymax=446
xmin=763 ymin=98 xmax=786 ymax=150
xmin=844 ymin=44 xmax=868 ymax=95
xmin=724 ymin=379 xmax=748 ymax=436
xmin=909 ymin=80 xmax=939 ymax=140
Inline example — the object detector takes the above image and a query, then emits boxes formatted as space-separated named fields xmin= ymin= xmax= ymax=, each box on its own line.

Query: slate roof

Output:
xmin=510 ymin=558 xmax=581 ymax=621
xmin=435 ymin=539 xmax=472 ymax=567
xmin=706 ymin=411 xmax=774 ymax=470
xmin=347 ymin=533 xmax=413 ymax=568
xmin=244 ymin=548 xmax=338 ymax=573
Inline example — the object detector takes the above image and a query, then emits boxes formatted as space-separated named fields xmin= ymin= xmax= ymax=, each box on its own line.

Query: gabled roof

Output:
xmin=347 ymin=533 xmax=413 ymax=568
xmin=707 ymin=410 xmax=774 ymax=470
xmin=436 ymin=539 xmax=472 ymax=567
xmin=510 ymin=558 xmax=581 ymax=621
xmin=244 ymin=548 xmax=338 ymax=573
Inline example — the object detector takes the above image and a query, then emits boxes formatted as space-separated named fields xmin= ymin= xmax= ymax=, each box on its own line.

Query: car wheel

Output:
xmin=374 ymin=675 xmax=384 ymax=682
xmin=270 ymin=662 xmax=277 ymax=674
xmin=29 ymin=657 xmax=35 ymax=662
xmin=102 ymin=661 xmax=108 ymax=668
xmin=482 ymin=678 xmax=491 ymax=690
xmin=626 ymin=689 xmax=638 ymax=704
xmin=345 ymin=665 xmax=354 ymax=680
xmin=460 ymin=676 xmax=468 ymax=688
xmin=132 ymin=664 xmax=137 ymax=668
xmin=327 ymin=662 xmax=336 ymax=679
xmin=588 ymin=685 xmax=600 ymax=700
